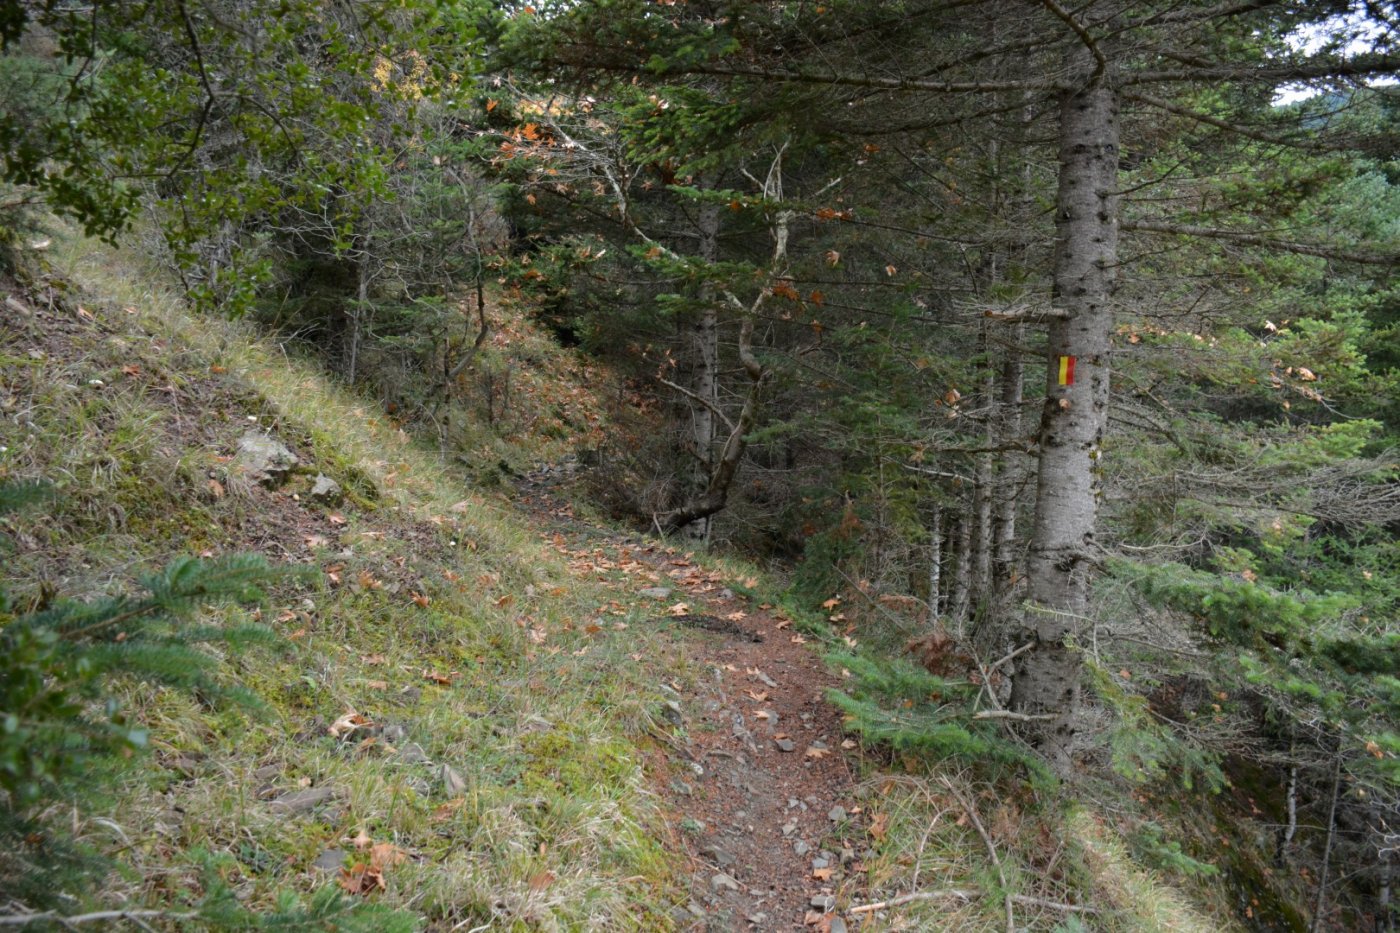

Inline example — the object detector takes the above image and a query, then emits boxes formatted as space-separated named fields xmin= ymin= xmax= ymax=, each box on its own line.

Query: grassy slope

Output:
xmin=0 ymin=232 xmax=1241 ymax=931
xmin=2 ymin=235 xmax=689 ymax=929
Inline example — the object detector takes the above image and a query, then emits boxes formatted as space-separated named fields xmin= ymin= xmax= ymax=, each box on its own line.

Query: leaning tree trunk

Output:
xmin=1009 ymin=54 xmax=1119 ymax=774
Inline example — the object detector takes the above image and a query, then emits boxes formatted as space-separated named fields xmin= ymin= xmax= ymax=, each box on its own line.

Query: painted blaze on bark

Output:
xmin=1009 ymin=67 xmax=1119 ymax=774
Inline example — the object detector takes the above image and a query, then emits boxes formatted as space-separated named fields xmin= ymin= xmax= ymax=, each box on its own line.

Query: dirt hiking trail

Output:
xmin=516 ymin=466 xmax=871 ymax=932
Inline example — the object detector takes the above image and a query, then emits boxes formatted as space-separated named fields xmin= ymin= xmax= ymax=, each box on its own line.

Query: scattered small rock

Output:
xmin=711 ymin=872 xmax=740 ymax=892
xmin=310 ymin=473 xmax=342 ymax=502
xmin=639 ymin=587 xmax=673 ymax=600
xmin=812 ymin=857 xmax=829 ymax=870
xmin=311 ymin=848 xmax=346 ymax=872
xmin=782 ymin=821 xmax=798 ymax=837
xmin=267 ymin=786 xmax=338 ymax=814
xmin=829 ymin=917 xmax=849 ymax=933
xmin=828 ymin=805 xmax=847 ymax=822
xmin=440 ymin=764 xmax=467 ymax=797
xmin=794 ymin=840 xmax=810 ymax=856
xmin=521 ymin=714 xmax=554 ymax=733
xmin=811 ymin=894 xmax=836 ymax=911
xmin=660 ymin=700 xmax=683 ymax=725
xmin=395 ymin=742 xmax=429 ymax=765
xmin=774 ymin=738 xmax=796 ymax=753
xmin=235 ymin=431 xmax=298 ymax=486
xmin=700 ymin=845 xmax=736 ymax=867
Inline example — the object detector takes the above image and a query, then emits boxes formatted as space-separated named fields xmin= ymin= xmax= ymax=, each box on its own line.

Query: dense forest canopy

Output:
xmin=3 ymin=0 xmax=1400 ymax=929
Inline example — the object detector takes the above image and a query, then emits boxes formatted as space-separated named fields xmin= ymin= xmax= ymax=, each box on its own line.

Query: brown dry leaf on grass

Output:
xmin=328 ymin=709 xmax=373 ymax=739
xmin=337 ymin=841 xmax=408 ymax=896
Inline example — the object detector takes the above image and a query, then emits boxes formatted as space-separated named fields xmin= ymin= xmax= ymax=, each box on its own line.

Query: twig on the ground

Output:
xmin=972 ymin=709 xmax=1056 ymax=722
xmin=1010 ymin=893 xmax=1099 ymax=914
xmin=848 ymin=888 xmax=979 ymax=914
xmin=0 ymin=909 xmax=199 ymax=927
xmin=940 ymin=777 xmax=1015 ymax=933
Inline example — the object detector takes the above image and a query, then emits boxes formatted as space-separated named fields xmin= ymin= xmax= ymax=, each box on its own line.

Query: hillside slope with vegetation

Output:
xmin=3 ymin=1 xmax=1399 ymax=930
xmin=1 ymin=238 xmax=682 ymax=928
xmin=0 ymin=234 xmax=1248 ymax=932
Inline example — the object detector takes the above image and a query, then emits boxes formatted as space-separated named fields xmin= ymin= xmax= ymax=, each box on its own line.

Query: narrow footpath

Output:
xmin=516 ymin=465 xmax=870 ymax=932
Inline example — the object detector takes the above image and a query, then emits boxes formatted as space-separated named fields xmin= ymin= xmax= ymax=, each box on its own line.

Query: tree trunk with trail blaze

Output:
xmin=1009 ymin=61 xmax=1118 ymax=774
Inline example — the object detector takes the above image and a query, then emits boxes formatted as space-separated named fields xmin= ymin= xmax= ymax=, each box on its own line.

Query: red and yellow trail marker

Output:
xmin=1057 ymin=355 xmax=1076 ymax=386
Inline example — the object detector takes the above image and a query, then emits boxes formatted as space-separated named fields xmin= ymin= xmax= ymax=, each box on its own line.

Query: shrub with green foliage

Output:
xmin=825 ymin=649 xmax=1053 ymax=788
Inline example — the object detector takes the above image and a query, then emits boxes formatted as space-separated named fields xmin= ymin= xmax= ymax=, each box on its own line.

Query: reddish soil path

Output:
xmin=516 ymin=468 xmax=869 ymax=932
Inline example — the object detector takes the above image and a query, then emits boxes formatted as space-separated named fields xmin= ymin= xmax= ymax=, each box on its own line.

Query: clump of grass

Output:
xmin=1065 ymin=808 xmax=1234 ymax=932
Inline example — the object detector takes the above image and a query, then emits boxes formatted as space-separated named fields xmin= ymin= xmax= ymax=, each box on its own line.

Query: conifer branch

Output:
xmin=1121 ymin=53 xmax=1400 ymax=86
xmin=1122 ymin=219 xmax=1398 ymax=265
xmin=1039 ymin=0 xmax=1106 ymax=84
xmin=1123 ymin=91 xmax=1331 ymax=151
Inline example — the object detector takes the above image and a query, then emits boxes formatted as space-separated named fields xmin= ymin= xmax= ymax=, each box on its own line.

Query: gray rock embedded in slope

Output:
xmin=310 ymin=473 xmax=342 ymax=502
xmin=235 ymin=431 xmax=299 ymax=486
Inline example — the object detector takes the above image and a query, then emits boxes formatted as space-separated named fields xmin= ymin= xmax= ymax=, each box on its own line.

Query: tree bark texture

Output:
xmin=1010 ymin=58 xmax=1119 ymax=774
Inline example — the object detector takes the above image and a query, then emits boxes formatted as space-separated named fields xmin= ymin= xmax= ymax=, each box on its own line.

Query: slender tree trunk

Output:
xmin=928 ymin=499 xmax=943 ymax=618
xmin=971 ymin=323 xmax=995 ymax=616
xmin=686 ymin=200 xmax=721 ymax=542
xmin=950 ymin=510 xmax=972 ymax=638
xmin=349 ymin=240 xmax=370 ymax=385
xmin=1009 ymin=53 xmax=1119 ymax=774
xmin=1312 ymin=751 xmax=1344 ymax=933
xmin=656 ymin=313 xmax=765 ymax=532
xmin=993 ymin=321 xmax=1024 ymax=586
